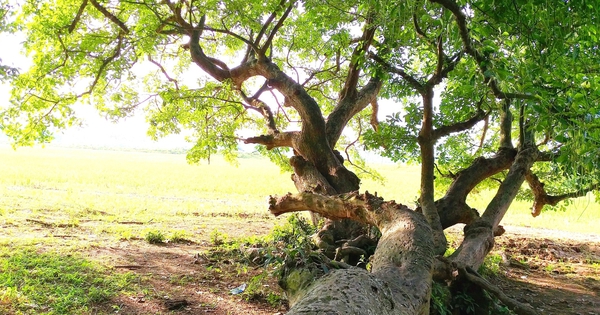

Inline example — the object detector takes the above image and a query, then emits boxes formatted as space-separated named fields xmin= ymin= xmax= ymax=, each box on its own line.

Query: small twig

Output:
xmin=117 ymin=221 xmax=146 ymax=225
xmin=114 ymin=265 xmax=150 ymax=270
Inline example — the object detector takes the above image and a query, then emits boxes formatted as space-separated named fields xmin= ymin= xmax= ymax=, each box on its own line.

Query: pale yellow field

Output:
xmin=1 ymin=145 xmax=598 ymax=235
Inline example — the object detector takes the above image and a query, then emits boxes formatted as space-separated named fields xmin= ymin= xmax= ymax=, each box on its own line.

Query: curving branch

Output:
xmin=148 ymin=56 xmax=179 ymax=90
xmin=339 ymin=16 xmax=376 ymax=101
xmin=370 ymin=52 xmax=425 ymax=94
xmin=269 ymin=191 xmax=379 ymax=225
xmin=260 ymin=1 xmax=295 ymax=56
xmin=433 ymin=108 xmax=488 ymax=140
xmin=188 ymin=15 xmax=231 ymax=82
xmin=89 ymin=0 xmax=130 ymax=34
xmin=326 ymin=77 xmax=382 ymax=147
xmin=525 ymin=171 xmax=599 ymax=217
xmin=239 ymin=86 xmax=278 ymax=133
xmin=253 ymin=0 xmax=283 ymax=48
xmin=82 ymin=33 xmax=125 ymax=97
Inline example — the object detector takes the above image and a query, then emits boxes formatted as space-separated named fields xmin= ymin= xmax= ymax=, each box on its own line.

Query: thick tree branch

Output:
xmin=525 ymin=171 xmax=598 ymax=217
xmin=239 ymin=84 xmax=278 ymax=133
xmin=269 ymin=191 xmax=378 ymax=225
xmin=339 ymin=17 xmax=376 ymax=101
xmin=434 ymin=147 xmax=517 ymax=228
xmin=326 ymin=77 xmax=382 ymax=146
xmin=188 ymin=15 xmax=231 ymax=82
xmin=279 ymin=191 xmax=434 ymax=315
xmin=89 ymin=0 xmax=130 ymax=34
xmin=499 ymin=99 xmax=514 ymax=149
xmin=413 ymin=10 xmax=429 ymax=40
xmin=536 ymin=150 xmax=560 ymax=162
xmin=242 ymin=131 xmax=298 ymax=150
xmin=449 ymin=143 xmax=538 ymax=270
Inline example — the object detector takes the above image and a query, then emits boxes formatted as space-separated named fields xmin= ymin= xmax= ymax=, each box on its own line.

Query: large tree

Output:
xmin=2 ymin=0 xmax=599 ymax=314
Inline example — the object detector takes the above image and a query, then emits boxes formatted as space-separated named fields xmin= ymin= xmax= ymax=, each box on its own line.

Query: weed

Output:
xmin=453 ymin=291 xmax=478 ymax=314
xmin=145 ymin=230 xmax=165 ymax=244
xmin=479 ymin=252 xmax=503 ymax=277
xmin=430 ymin=281 xmax=452 ymax=315
xmin=242 ymin=272 xmax=284 ymax=308
xmin=210 ymin=229 xmax=228 ymax=246
xmin=169 ymin=230 xmax=191 ymax=243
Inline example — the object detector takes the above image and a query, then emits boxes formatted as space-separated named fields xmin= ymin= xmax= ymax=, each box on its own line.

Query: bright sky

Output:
xmin=0 ymin=31 xmax=191 ymax=150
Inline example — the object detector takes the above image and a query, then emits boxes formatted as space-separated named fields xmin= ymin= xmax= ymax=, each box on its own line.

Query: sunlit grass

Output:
xmin=1 ymin=145 xmax=599 ymax=237
xmin=0 ymin=246 xmax=136 ymax=315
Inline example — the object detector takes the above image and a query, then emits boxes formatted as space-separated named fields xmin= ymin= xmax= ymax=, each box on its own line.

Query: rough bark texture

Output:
xmin=450 ymin=143 xmax=538 ymax=269
xmin=270 ymin=192 xmax=434 ymax=315
xmin=434 ymin=148 xmax=517 ymax=228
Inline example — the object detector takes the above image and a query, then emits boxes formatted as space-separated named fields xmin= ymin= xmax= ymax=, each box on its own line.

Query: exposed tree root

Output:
xmin=459 ymin=266 xmax=539 ymax=315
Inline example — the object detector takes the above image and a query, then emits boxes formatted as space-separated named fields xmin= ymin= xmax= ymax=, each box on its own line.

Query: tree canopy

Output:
xmin=1 ymin=0 xmax=599 ymax=313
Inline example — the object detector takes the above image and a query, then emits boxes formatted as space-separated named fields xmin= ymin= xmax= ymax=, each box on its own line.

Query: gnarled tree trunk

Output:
xmin=270 ymin=192 xmax=434 ymax=315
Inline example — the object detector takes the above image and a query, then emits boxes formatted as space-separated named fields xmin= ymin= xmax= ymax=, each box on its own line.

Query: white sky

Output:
xmin=0 ymin=31 xmax=191 ymax=150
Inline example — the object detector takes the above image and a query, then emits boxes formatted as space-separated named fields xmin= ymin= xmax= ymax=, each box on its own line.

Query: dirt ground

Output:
xmin=488 ymin=226 xmax=600 ymax=315
xmin=81 ymin=224 xmax=599 ymax=315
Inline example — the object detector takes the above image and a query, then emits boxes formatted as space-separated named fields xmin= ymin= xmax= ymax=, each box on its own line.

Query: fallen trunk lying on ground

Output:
xmin=270 ymin=191 xmax=434 ymax=315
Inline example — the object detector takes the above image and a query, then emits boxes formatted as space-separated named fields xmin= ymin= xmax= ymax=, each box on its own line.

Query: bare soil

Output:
xmin=89 ymin=224 xmax=600 ymax=315
xmin=8 ymin=216 xmax=600 ymax=315
xmin=449 ymin=225 xmax=600 ymax=315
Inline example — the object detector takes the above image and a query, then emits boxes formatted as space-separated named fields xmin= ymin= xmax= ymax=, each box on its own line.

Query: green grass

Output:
xmin=0 ymin=246 xmax=135 ymax=315
xmin=1 ymin=145 xmax=599 ymax=235
xmin=0 ymin=145 xmax=598 ymax=314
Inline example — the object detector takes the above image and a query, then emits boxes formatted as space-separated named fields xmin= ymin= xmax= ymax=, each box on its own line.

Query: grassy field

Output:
xmin=0 ymin=145 xmax=599 ymax=314
xmin=1 ymin=145 xmax=599 ymax=236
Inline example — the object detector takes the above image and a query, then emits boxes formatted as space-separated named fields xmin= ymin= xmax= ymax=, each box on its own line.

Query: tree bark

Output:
xmin=270 ymin=192 xmax=434 ymax=315
xmin=449 ymin=143 xmax=538 ymax=269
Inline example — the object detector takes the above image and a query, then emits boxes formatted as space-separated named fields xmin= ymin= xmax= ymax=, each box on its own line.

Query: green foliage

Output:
xmin=430 ymin=281 xmax=452 ymax=315
xmin=210 ymin=229 xmax=228 ymax=246
xmin=144 ymin=230 xmax=165 ymax=244
xmin=479 ymin=253 xmax=503 ymax=277
xmin=1 ymin=0 xmax=598 ymax=213
xmin=0 ymin=247 xmax=134 ymax=314
xmin=242 ymin=272 xmax=284 ymax=308
xmin=452 ymin=290 xmax=478 ymax=314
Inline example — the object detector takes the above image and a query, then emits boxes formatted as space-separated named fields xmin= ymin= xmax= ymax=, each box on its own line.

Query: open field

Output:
xmin=1 ymin=146 xmax=599 ymax=314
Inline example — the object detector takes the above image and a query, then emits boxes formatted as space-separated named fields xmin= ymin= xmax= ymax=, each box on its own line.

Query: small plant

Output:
xmin=210 ymin=229 xmax=228 ymax=246
xmin=430 ymin=281 xmax=452 ymax=315
xmin=145 ymin=230 xmax=165 ymax=244
xmin=453 ymin=290 xmax=478 ymax=314
xmin=169 ymin=230 xmax=190 ymax=243
xmin=478 ymin=252 xmax=503 ymax=277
